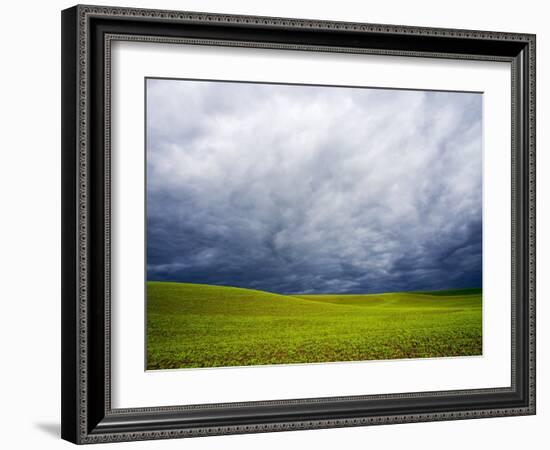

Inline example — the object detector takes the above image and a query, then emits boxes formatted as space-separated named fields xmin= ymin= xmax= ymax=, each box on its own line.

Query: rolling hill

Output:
xmin=146 ymin=281 xmax=482 ymax=369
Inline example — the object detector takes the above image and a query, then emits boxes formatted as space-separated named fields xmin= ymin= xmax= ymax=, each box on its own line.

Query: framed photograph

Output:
xmin=61 ymin=5 xmax=536 ymax=444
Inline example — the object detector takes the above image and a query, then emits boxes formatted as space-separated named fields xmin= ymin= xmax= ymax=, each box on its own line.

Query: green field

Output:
xmin=146 ymin=281 xmax=482 ymax=370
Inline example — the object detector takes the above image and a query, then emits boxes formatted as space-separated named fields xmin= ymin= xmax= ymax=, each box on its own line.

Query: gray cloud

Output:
xmin=146 ymin=78 xmax=482 ymax=294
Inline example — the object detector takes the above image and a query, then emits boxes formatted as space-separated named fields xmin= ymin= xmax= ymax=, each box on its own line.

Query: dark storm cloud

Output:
xmin=146 ymin=78 xmax=482 ymax=294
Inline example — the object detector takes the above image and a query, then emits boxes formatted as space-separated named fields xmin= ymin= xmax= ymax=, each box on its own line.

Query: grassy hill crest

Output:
xmin=147 ymin=281 xmax=482 ymax=370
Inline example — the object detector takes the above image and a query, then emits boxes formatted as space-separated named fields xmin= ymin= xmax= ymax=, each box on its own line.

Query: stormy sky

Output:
xmin=146 ymin=78 xmax=482 ymax=294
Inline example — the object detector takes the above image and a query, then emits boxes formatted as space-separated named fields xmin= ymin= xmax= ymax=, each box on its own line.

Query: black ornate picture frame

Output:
xmin=61 ymin=4 xmax=536 ymax=444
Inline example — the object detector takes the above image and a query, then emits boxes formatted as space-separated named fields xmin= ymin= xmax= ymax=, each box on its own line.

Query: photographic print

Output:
xmin=61 ymin=8 xmax=536 ymax=441
xmin=145 ymin=78 xmax=483 ymax=370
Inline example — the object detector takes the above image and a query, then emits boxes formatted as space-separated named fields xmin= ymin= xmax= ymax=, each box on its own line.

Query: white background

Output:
xmin=112 ymin=42 xmax=511 ymax=408
xmin=0 ymin=0 xmax=546 ymax=449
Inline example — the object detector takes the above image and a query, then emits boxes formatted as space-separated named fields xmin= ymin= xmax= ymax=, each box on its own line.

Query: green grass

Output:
xmin=146 ymin=281 xmax=482 ymax=370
